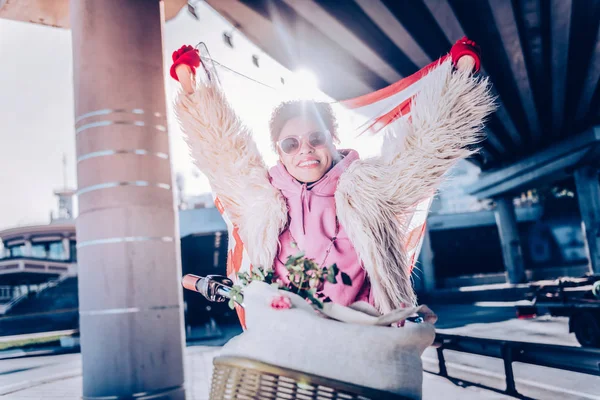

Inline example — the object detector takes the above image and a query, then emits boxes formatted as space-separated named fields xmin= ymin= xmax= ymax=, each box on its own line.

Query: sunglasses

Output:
xmin=277 ymin=131 xmax=330 ymax=155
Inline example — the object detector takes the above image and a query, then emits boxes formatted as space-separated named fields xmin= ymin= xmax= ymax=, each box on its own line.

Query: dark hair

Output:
xmin=269 ymin=100 xmax=339 ymax=149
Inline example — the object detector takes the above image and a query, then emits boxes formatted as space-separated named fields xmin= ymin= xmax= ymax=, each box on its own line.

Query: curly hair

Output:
xmin=269 ymin=100 xmax=339 ymax=150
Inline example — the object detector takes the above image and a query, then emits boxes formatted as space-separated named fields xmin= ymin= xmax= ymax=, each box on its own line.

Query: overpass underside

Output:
xmin=202 ymin=0 xmax=600 ymax=285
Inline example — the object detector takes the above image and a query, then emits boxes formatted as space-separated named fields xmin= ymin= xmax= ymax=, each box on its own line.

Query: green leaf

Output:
xmin=303 ymin=289 xmax=323 ymax=309
xmin=340 ymin=272 xmax=352 ymax=286
xmin=303 ymin=259 xmax=312 ymax=272
xmin=264 ymin=270 xmax=274 ymax=284
xmin=228 ymin=299 xmax=235 ymax=310
xmin=285 ymin=252 xmax=305 ymax=266
xmin=330 ymin=264 xmax=339 ymax=276
xmin=290 ymin=264 xmax=303 ymax=273
xmin=326 ymin=272 xmax=337 ymax=284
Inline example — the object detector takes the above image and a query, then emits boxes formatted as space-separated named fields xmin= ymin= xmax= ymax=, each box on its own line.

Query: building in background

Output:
xmin=0 ymin=192 xmax=77 ymax=335
xmin=0 ymin=190 xmax=232 ymax=337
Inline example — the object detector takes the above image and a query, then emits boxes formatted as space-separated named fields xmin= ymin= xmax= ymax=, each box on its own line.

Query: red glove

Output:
xmin=170 ymin=45 xmax=201 ymax=81
xmin=450 ymin=37 xmax=481 ymax=73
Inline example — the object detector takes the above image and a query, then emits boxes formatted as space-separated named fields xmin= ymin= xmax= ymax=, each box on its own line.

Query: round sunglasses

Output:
xmin=277 ymin=131 xmax=330 ymax=155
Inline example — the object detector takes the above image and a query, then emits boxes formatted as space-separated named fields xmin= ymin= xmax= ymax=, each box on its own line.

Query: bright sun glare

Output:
xmin=294 ymin=68 xmax=319 ymax=88
xmin=288 ymin=68 xmax=322 ymax=100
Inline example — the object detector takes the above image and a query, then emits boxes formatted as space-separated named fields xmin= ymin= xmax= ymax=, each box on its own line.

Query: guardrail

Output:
xmin=433 ymin=333 xmax=600 ymax=397
xmin=0 ymin=292 xmax=29 ymax=315
xmin=0 ymin=274 xmax=71 ymax=315
xmin=35 ymin=274 xmax=70 ymax=297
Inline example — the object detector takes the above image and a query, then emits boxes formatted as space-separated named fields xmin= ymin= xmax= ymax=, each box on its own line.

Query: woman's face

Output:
xmin=277 ymin=117 xmax=336 ymax=184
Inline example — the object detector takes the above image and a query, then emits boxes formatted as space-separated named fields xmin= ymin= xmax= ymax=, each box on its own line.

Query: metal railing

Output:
xmin=35 ymin=274 xmax=70 ymax=297
xmin=0 ymin=274 xmax=71 ymax=315
xmin=433 ymin=333 xmax=600 ymax=397
xmin=0 ymin=291 xmax=29 ymax=315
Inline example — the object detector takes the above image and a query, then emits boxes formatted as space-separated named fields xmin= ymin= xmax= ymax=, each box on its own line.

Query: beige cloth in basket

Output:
xmin=220 ymin=282 xmax=436 ymax=400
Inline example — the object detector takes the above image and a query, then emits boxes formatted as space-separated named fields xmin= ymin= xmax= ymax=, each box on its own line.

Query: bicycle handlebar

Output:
xmin=182 ymin=274 xmax=237 ymax=303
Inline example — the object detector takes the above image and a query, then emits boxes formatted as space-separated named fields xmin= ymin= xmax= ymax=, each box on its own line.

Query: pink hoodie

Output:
xmin=269 ymin=149 xmax=372 ymax=306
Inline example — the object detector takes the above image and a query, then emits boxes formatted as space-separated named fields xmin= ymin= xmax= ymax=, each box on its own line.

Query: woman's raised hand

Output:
xmin=450 ymin=37 xmax=481 ymax=74
xmin=456 ymin=56 xmax=476 ymax=73
xmin=170 ymin=45 xmax=201 ymax=94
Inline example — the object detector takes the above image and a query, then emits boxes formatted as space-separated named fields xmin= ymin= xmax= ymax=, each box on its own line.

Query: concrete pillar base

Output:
xmin=494 ymin=197 xmax=527 ymax=284
xmin=574 ymin=166 xmax=600 ymax=274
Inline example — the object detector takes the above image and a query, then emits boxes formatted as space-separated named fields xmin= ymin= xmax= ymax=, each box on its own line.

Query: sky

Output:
xmin=0 ymin=2 xmax=381 ymax=231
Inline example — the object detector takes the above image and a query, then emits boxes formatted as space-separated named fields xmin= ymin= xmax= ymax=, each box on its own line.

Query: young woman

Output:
xmin=173 ymin=38 xmax=494 ymax=313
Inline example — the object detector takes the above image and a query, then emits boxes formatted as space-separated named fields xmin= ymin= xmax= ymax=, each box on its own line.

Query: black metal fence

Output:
xmin=433 ymin=333 xmax=600 ymax=397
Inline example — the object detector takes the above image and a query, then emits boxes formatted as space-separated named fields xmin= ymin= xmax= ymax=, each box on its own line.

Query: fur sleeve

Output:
xmin=174 ymin=84 xmax=288 ymax=269
xmin=336 ymin=60 xmax=495 ymax=312
xmin=347 ymin=59 xmax=495 ymax=215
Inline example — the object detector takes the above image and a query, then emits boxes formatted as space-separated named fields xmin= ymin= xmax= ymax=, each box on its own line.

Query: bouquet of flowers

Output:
xmin=227 ymin=248 xmax=436 ymax=327
xmin=227 ymin=250 xmax=352 ymax=310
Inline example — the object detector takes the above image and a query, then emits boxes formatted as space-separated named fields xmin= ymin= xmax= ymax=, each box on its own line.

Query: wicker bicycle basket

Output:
xmin=210 ymin=356 xmax=411 ymax=400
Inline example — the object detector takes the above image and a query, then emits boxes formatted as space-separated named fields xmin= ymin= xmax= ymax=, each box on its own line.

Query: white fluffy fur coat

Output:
xmin=175 ymin=60 xmax=495 ymax=313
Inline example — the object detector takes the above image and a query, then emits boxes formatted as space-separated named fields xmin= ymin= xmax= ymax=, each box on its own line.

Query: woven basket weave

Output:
xmin=210 ymin=356 xmax=411 ymax=400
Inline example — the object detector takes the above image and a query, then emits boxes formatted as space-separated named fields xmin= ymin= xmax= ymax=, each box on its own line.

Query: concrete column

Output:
xmin=62 ymin=237 xmax=71 ymax=261
xmin=23 ymin=237 xmax=32 ymax=257
xmin=494 ymin=197 xmax=527 ymax=284
xmin=574 ymin=167 xmax=600 ymax=274
xmin=70 ymin=1 xmax=186 ymax=399
xmin=416 ymin=225 xmax=436 ymax=293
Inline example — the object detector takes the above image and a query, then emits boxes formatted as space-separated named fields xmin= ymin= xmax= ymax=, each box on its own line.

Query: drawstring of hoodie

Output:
xmin=298 ymin=174 xmax=332 ymax=236
xmin=300 ymin=183 xmax=310 ymax=235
